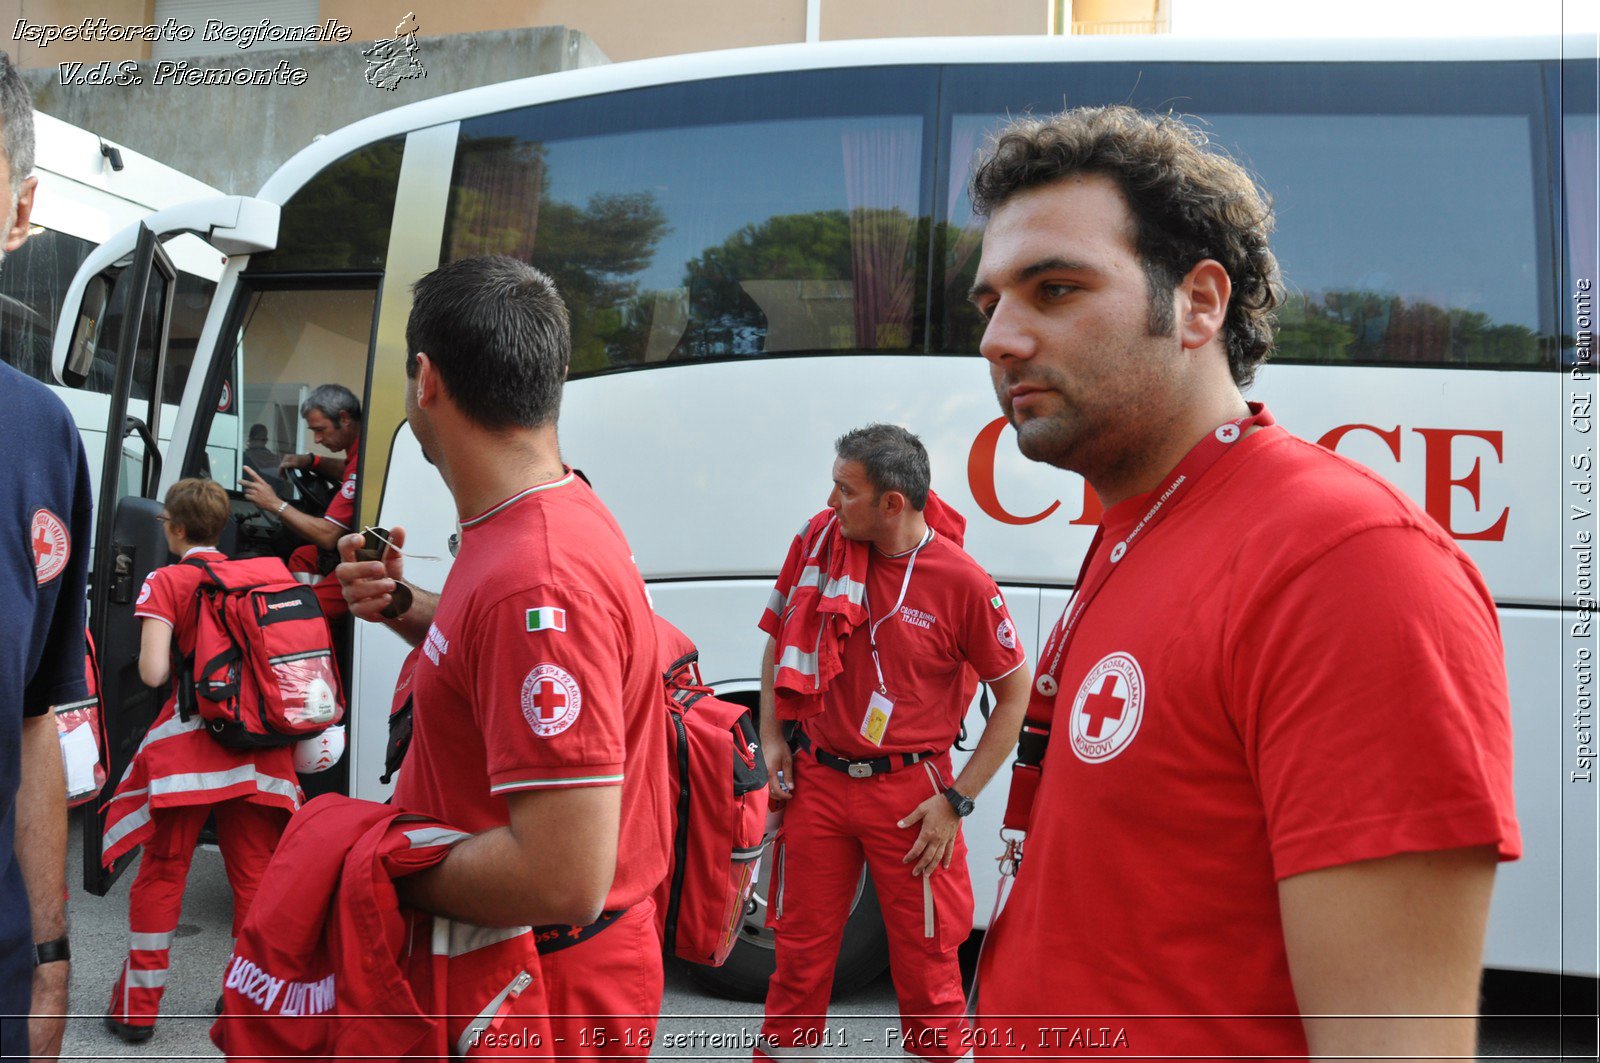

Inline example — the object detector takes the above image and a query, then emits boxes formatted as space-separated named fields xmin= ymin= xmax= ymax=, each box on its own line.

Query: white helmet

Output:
xmin=293 ymin=724 xmax=346 ymax=775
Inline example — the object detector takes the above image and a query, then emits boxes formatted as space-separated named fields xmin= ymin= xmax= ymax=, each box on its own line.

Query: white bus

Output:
xmin=57 ymin=35 xmax=1598 ymax=996
xmin=1 ymin=113 xmax=227 ymax=503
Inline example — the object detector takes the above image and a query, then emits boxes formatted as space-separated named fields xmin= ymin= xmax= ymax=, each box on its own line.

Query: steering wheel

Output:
xmin=285 ymin=465 xmax=337 ymax=513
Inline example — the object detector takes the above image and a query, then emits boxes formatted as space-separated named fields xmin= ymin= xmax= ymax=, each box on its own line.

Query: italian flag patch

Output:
xmin=990 ymin=594 xmax=1004 ymax=609
xmin=525 ymin=606 xmax=567 ymax=632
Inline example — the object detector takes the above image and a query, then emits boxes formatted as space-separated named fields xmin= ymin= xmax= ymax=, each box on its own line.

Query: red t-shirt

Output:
xmin=134 ymin=546 xmax=227 ymax=654
xmin=319 ymin=440 xmax=360 ymax=531
xmin=976 ymin=425 xmax=1520 ymax=1058
xmin=112 ymin=547 xmax=299 ymax=829
xmin=392 ymin=472 xmax=670 ymax=911
xmin=761 ymin=531 xmax=1025 ymax=758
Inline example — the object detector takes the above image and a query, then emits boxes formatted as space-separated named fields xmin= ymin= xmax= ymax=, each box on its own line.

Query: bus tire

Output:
xmin=682 ymin=869 xmax=890 ymax=1001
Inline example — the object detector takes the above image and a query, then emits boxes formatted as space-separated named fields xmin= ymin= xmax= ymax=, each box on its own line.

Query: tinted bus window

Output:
xmin=1563 ymin=58 xmax=1597 ymax=369
xmin=938 ymin=61 xmax=1555 ymax=370
xmin=0 ymin=226 xmax=95 ymax=386
xmin=161 ymin=270 xmax=220 ymax=406
xmin=443 ymin=68 xmax=937 ymax=376
xmin=250 ymin=136 xmax=405 ymax=274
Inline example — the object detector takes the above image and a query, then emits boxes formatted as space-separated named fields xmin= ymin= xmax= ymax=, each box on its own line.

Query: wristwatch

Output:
xmin=34 ymin=937 xmax=69 ymax=965
xmin=942 ymin=786 xmax=975 ymax=818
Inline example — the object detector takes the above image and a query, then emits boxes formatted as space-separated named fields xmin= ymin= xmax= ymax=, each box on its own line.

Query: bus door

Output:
xmin=182 ymin=275 xmax=385 ymax=802
xmin=62 ymin=225 xmax=180 ymax=894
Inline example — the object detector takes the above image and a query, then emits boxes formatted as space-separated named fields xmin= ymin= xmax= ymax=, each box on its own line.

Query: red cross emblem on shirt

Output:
xmin=1081 ymin=675 xmax=1126 ymax=739
xmin=531 ymin=679 xmax=567 ymax=724
xmin=521 ymin=663 xmax=582 ymax=736
xmin=30 ymin=509 xmax=69 ymax=586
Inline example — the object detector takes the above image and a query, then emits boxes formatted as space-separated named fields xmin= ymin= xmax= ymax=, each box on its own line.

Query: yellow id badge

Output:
xmin=860 ymin=690 xmax=894 ymax=747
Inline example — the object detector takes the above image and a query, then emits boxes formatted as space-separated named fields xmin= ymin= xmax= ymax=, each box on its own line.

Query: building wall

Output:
xmin=822 ymin=0 xmax=1041 ymax=42
xmin=2 ymin=0 xmax=154 ymax=66
xmin=322 ymin=0 xmax=807 ymax=64
xmin=6 ymin=0 xmax=1165 ymax=192
xmin=21 ymin=25 xmax=605 ymax=194
xmin=8 ymin=0 xmax=1165 ymax=70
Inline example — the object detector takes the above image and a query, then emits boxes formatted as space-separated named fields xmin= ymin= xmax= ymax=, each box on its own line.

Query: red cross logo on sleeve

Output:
xmin=532 ymin=679 xmax=567 ymax=724
xmin=521 ymin=664 xmax=582 ymax=736
xmin=30 ymin=509 xmax=70 ymax=586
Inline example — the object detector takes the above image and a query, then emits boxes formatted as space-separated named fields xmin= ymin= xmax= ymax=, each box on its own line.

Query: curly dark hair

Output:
xmin=970 ymin=105 xmax=1283 ymax=388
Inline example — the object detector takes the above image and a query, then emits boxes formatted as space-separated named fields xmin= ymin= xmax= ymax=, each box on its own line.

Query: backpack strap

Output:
xmin=954 ymin=682 xmax=992 ymax=753
xmin=172 ymin=558 xmax=213 ymax=721
xmin=662 ymin=647 xmax=700 ymax=686
xmin=181 ymin=554 xmax=222 ymax=582
xmin=181 ymin=555 xmax=245 ymax=705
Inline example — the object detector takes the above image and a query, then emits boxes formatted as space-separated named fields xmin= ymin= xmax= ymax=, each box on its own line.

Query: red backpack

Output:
xmin=652 ymin=619 xmax=770 ymax=967
xmin=179 ymin=556 xmax=345 ymax=749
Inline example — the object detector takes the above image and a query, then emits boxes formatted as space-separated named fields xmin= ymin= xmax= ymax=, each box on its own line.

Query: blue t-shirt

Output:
xmin=0 ymin=361 xmax=91 ymax=1023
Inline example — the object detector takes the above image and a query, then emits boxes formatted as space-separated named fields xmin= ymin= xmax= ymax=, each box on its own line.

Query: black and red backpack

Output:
xmin=178 ymin=556 xmax=345 ymax=749
xmin=652 ymin=618 xmax=770 ymax=967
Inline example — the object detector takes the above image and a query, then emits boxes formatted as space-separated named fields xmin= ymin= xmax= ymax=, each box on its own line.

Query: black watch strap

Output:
xmin=942 ymin=786 xmax=975 ymax=817
xmin=34 ymin=937 xmax=70 ymax=965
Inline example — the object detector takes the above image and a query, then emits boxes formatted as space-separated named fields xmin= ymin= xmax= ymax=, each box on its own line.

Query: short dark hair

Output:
xmin=835 ymin=423 xmax=930 ymax=511
xmin=164 ymin=478 xmax=229 ymax=545
xmin=0 ymin=51 xmax=35 ymax=192
xmin=970 ymin=104 xmax=1283 ymax=388
xmin=405 ymin=256 xmax=570 ymax=430
xmin=300 ymin=384 xmax=361 ymax=424
xmin=248 ymin=423 xmax=269 ymax=443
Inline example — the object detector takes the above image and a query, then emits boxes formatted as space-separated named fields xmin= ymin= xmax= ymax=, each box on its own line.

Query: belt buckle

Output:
xmin=847 ymin=762 xmax=873 ymax=779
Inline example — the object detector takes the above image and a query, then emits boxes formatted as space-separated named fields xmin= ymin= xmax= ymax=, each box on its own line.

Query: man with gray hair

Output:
xmin=241 ymin=383 xmax=362 ymax=616
xmin=755 ymin=423 xmax=1032 ymax=1062
xmin=0 ymin=49 xmax=83 ymax=1063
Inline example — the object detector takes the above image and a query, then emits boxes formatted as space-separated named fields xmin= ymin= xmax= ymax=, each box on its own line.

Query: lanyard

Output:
xmin=865 ymin=527 xmax=934 ymax=694
xmin=1030 ymin=404 xmax=1275 ymax=705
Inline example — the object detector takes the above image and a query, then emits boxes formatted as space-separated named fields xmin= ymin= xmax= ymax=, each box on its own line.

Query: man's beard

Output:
xmin=993 ymin=367 xmax=1085 ymax=470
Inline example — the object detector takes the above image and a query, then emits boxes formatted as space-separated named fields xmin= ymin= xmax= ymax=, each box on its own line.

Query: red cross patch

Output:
xmin=520 ymin=664 xmax=582 ymax=737
xmin=1068 ymin=652 xmax=1145 ymax=763
xmin=31 ymin=509 xmax=70 ymax=586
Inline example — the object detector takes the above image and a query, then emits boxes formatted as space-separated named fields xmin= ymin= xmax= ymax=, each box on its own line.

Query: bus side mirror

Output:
xmin=64 ymin=274 xmax=111 ymax=389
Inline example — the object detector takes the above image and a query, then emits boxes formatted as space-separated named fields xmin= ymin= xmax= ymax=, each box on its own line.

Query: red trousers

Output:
xmin=760 ymin=750 xmax=975 ymax=1062
xmin=109 ymin=800 xmax=289 ymax=1027
xmin=288 ymin=544 xmax=348 ymax=620
xmin=492 ymin=899 xmax=664 ymax=1059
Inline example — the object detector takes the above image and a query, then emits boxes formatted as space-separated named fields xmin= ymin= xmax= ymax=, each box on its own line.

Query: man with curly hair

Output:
xmin=966 ymin=105 xmax=1519 ymax=1059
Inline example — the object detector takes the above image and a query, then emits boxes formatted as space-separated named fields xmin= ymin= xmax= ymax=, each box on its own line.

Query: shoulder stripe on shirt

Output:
xmin=489 ymin=773 xmax=624 ymax=794
xmin=983 ymin=659 xmax=1027 ymax=685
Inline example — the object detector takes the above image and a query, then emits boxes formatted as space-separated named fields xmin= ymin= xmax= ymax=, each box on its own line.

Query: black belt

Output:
xmin=530 ymin=907 xmax=625 ymax=955
xmin=792 ymin=729 xmax=936 ymax=778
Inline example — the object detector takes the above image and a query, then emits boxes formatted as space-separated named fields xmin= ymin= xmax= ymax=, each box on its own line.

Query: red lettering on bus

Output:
xmin=1412 ymin=427 xmax=1509 ymax=542
xmin=967 ymin=417 xmax=1102 ymax=526
xmin=1316 ymin=423 xmax=1508 ymax=542
xmin=1316 ymin=423 xmax=1402 ymax=461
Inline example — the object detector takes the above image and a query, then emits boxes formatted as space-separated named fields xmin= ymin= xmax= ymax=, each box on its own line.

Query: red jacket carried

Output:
xmin=211 ymin=794 xmax=552 ymax=1061
xmin=759 ymin=492 xmax=967 ymax=721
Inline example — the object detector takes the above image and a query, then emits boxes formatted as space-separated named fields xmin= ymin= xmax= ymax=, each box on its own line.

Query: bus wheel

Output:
xmin=682 ymin=866 xmax=890 ymax=1001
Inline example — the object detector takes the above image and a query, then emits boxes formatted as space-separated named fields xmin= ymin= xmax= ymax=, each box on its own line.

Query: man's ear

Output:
xmin=414 ymin=353 xmax=437 ymax=408
xmin=3 ymin=175 xmax=37 ymax=253
xmin=880 ymin=490 xmax=907 ymax=519
xmin=1177 ymin=258 xmax=1231 ymax=353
